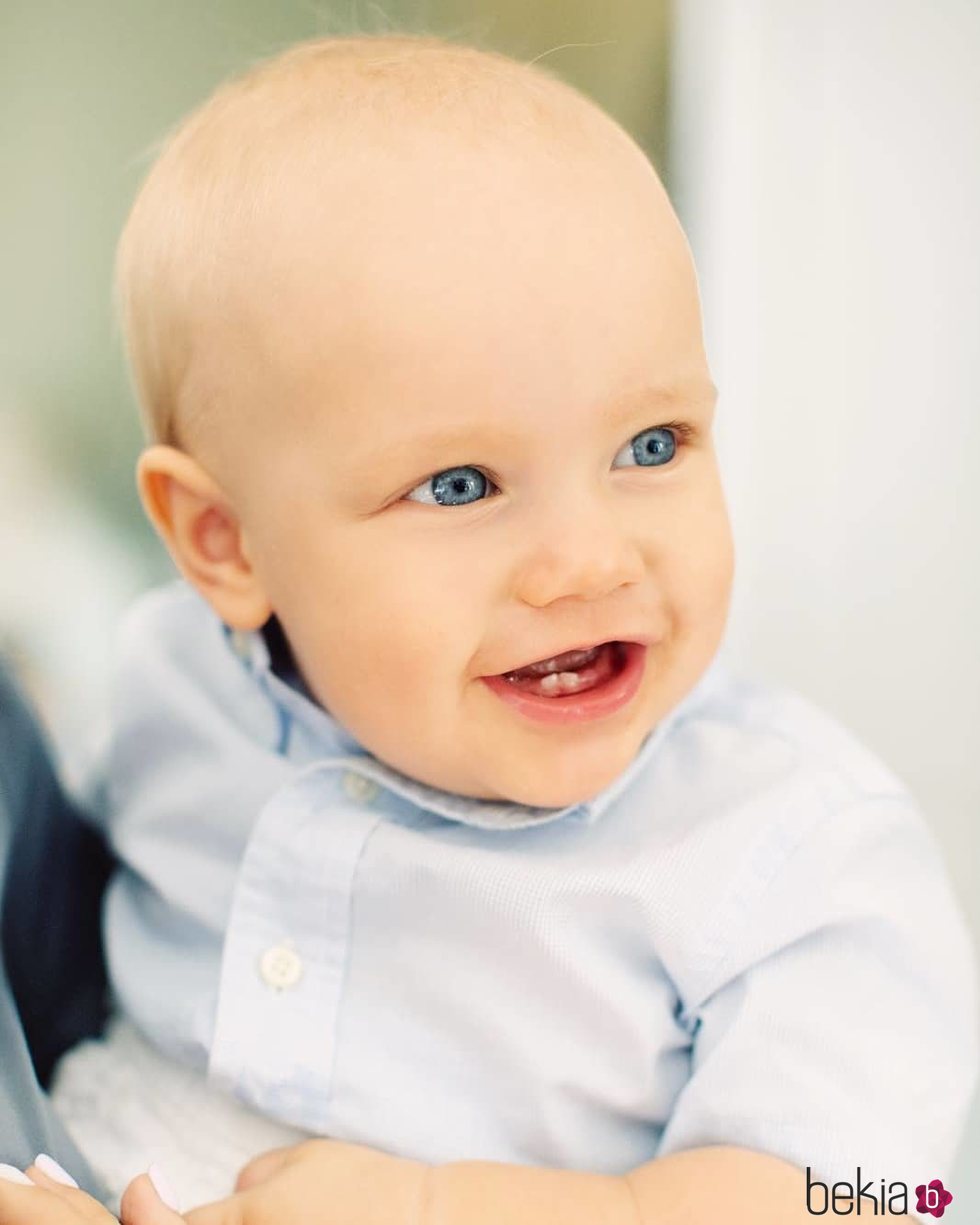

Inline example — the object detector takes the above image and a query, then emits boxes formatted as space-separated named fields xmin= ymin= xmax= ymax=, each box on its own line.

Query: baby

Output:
xmin=1 ymin=31 xmax=976 ymax=1225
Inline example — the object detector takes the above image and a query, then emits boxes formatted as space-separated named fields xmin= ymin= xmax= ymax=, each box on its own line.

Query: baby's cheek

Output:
xmin=332 ymin=588 xmax=451 ymax=705
xmin=675 ymin=495 xmax=735 ymax=608
xmin=707 ymin=527 xmax=737 ymax=611
xmin=656 ymin=530 xmax=733 ymax=651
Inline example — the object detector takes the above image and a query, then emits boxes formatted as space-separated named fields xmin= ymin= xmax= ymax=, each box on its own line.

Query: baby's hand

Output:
xmin=0 ymin=1157 xmax=184 ymax=1225
xmin=172 ymin=1139 xmax=430 ymax=1225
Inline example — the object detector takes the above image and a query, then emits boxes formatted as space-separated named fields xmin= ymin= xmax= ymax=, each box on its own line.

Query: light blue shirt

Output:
xmin=93 ymin=581 xmax=978 ymax=1190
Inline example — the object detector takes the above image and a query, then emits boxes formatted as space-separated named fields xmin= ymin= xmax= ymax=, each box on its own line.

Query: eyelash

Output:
xmin=404 ymin=420 xmax=696 ymax=507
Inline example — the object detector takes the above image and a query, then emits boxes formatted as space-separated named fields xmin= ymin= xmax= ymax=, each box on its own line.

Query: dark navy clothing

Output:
xmin=0 ymin=662 xmax=111 ymax=1202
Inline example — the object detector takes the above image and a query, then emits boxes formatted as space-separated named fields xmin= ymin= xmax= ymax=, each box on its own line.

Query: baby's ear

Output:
xmin=136 ymin=445 xmax=271 ymax=631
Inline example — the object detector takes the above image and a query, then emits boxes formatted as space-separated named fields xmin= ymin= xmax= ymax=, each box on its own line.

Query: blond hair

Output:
xmin=115 ymin=34 xmax=609 ymax=448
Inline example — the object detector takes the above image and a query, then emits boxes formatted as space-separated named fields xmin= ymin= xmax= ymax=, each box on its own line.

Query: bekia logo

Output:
xmin=806 ymin=1168 xmax=954 ymax=1217
xmin=914 ymin=1180 xmax=954 ymax=1219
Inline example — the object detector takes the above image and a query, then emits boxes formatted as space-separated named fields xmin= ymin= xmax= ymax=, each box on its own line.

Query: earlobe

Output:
xmin=136 ymin=445 xmax=272 ymax=630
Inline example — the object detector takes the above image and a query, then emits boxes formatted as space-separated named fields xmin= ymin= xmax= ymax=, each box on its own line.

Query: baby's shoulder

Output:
xmin=671 ymin=660 xmax=911 ymax=812
xmin=116 ymin=579 xmax=224 ymax=664
xmin=109 ymin=580 xmax=276 ymax=747
xmin=621 ymin=662 xmax=920 ymax=953
xmin=113 ymin=579 xmax=257 ymax=708
xmin=639 ymin=665 xmax=957 ymax=1008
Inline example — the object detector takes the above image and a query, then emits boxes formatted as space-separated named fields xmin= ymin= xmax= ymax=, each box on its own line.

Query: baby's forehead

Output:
xmin=119 ymin=37 xmax=674 ymax=453
xmin=152 ymin=36 xmax=645 ymax=269
xmin=247 ymin=72 xmax=636 ymax=273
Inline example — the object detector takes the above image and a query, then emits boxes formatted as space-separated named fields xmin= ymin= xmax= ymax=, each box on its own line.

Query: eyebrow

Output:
xmin=607 ymin=380 xmax=718 ymax=422
xmin=358 ymin=381 xmax=717 ymax=469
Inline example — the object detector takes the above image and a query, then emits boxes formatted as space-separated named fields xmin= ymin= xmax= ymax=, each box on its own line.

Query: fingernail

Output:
xmin=34 ymin=1153 xmax=79 ymax=1188
xmin=0 ymin=1164 xmax=34 ymax=1186
xmin=148 ymin=1163 xmax=181 ymax=1212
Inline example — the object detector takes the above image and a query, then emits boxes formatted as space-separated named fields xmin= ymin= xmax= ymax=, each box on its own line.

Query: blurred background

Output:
xmin=1 ymin=0 xmax=978 ymax=1205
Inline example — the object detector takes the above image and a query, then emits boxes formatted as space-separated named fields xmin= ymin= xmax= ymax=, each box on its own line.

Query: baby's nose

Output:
xmin=514 ymin=500 xmax=645 ymax=608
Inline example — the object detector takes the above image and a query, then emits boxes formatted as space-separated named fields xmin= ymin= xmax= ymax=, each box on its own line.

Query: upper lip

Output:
xmin=489 ymin=635 xmax=652 ymax=677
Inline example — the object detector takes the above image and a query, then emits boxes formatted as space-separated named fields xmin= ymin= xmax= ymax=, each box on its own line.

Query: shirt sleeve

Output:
xmin=655 ymin=793 xmax=979 ymax=1197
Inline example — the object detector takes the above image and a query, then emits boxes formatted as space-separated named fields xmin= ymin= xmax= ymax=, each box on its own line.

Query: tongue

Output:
xmin=506 ymin=645 xmax=603 ymax=680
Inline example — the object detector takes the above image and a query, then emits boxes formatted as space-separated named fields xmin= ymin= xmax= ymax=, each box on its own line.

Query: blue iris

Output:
xmin=429 ymin=468 xmax=489 ymax=507
xmin=629 ymin=426 xmax=676 ymax=466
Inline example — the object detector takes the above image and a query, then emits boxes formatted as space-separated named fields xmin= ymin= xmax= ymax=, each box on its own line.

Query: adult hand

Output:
xmin=0 ymin=1159 xmax=183 ymax=1225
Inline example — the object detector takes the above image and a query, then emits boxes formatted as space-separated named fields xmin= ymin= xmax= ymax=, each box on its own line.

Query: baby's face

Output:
xmin=206 ymin=130 xmax=734 ymax=807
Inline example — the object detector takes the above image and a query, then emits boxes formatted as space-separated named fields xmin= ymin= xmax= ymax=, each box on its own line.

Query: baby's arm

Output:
xmin=420 ymin=1145 xmax=914 ymax=1224
xmin=424 ymin=1145 xmax=829 ymax=1223
xmin=164 ymin=1139 xmax=913 ymax=1225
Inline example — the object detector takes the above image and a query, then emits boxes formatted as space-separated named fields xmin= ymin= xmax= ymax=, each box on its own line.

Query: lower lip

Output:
xmin=480 ymin=642 xmax=647 ymax=726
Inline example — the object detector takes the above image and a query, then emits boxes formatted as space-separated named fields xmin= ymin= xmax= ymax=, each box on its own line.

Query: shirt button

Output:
xmin=259 ymin=943 xmax=303 ymax=991
xmin=342 ymin=771 xmax=379 ymax=804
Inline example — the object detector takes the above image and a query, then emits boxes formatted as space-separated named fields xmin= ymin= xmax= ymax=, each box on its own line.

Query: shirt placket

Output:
xmin=208 ymin=763 xmax=382 ymax=1132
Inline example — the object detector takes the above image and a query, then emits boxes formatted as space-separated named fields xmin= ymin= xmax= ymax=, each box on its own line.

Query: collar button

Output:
xmin=342 ymin=771 xmax=379 ymax=805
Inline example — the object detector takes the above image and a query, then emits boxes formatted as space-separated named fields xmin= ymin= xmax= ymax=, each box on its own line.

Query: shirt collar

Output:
xmin=226 ymin=621 xmax=717 ymax=832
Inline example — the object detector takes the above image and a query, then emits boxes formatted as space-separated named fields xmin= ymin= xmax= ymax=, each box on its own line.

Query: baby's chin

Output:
xmin=461 ymin=729 xmax=654 ymax=811
xmin=506 ymin=773 xmax=626 ymax=812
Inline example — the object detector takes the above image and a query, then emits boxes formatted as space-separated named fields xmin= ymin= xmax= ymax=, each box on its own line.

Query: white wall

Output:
xmin=671 ymin=0 xmax=980 ymax=1206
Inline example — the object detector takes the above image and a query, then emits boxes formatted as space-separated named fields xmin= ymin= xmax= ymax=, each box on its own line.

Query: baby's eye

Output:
xmin=404 ymin=466 xmax=496 ymax=507
xmin=612 ymin=426 xmax=678 ymax=469
xmin=403 ymin=425 xmax=684 ymax=507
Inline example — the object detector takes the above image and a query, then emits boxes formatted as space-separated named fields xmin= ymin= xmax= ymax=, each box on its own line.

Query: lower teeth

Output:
xmin=539 ymin=670 xmax=590 ymax=695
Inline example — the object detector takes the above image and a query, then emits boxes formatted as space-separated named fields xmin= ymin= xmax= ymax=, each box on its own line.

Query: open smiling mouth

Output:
xmin=480 ymin=641 xmax=647 ymax=725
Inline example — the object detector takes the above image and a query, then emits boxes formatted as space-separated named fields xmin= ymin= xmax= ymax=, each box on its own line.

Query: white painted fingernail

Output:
xmin=148 ymin=1163 xmax=181 ymax=1212
xmin=34 ymin=1153 xmax=79 ymax=1188
xmin=0 ymin=1164 xmax=34 ymax=1185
